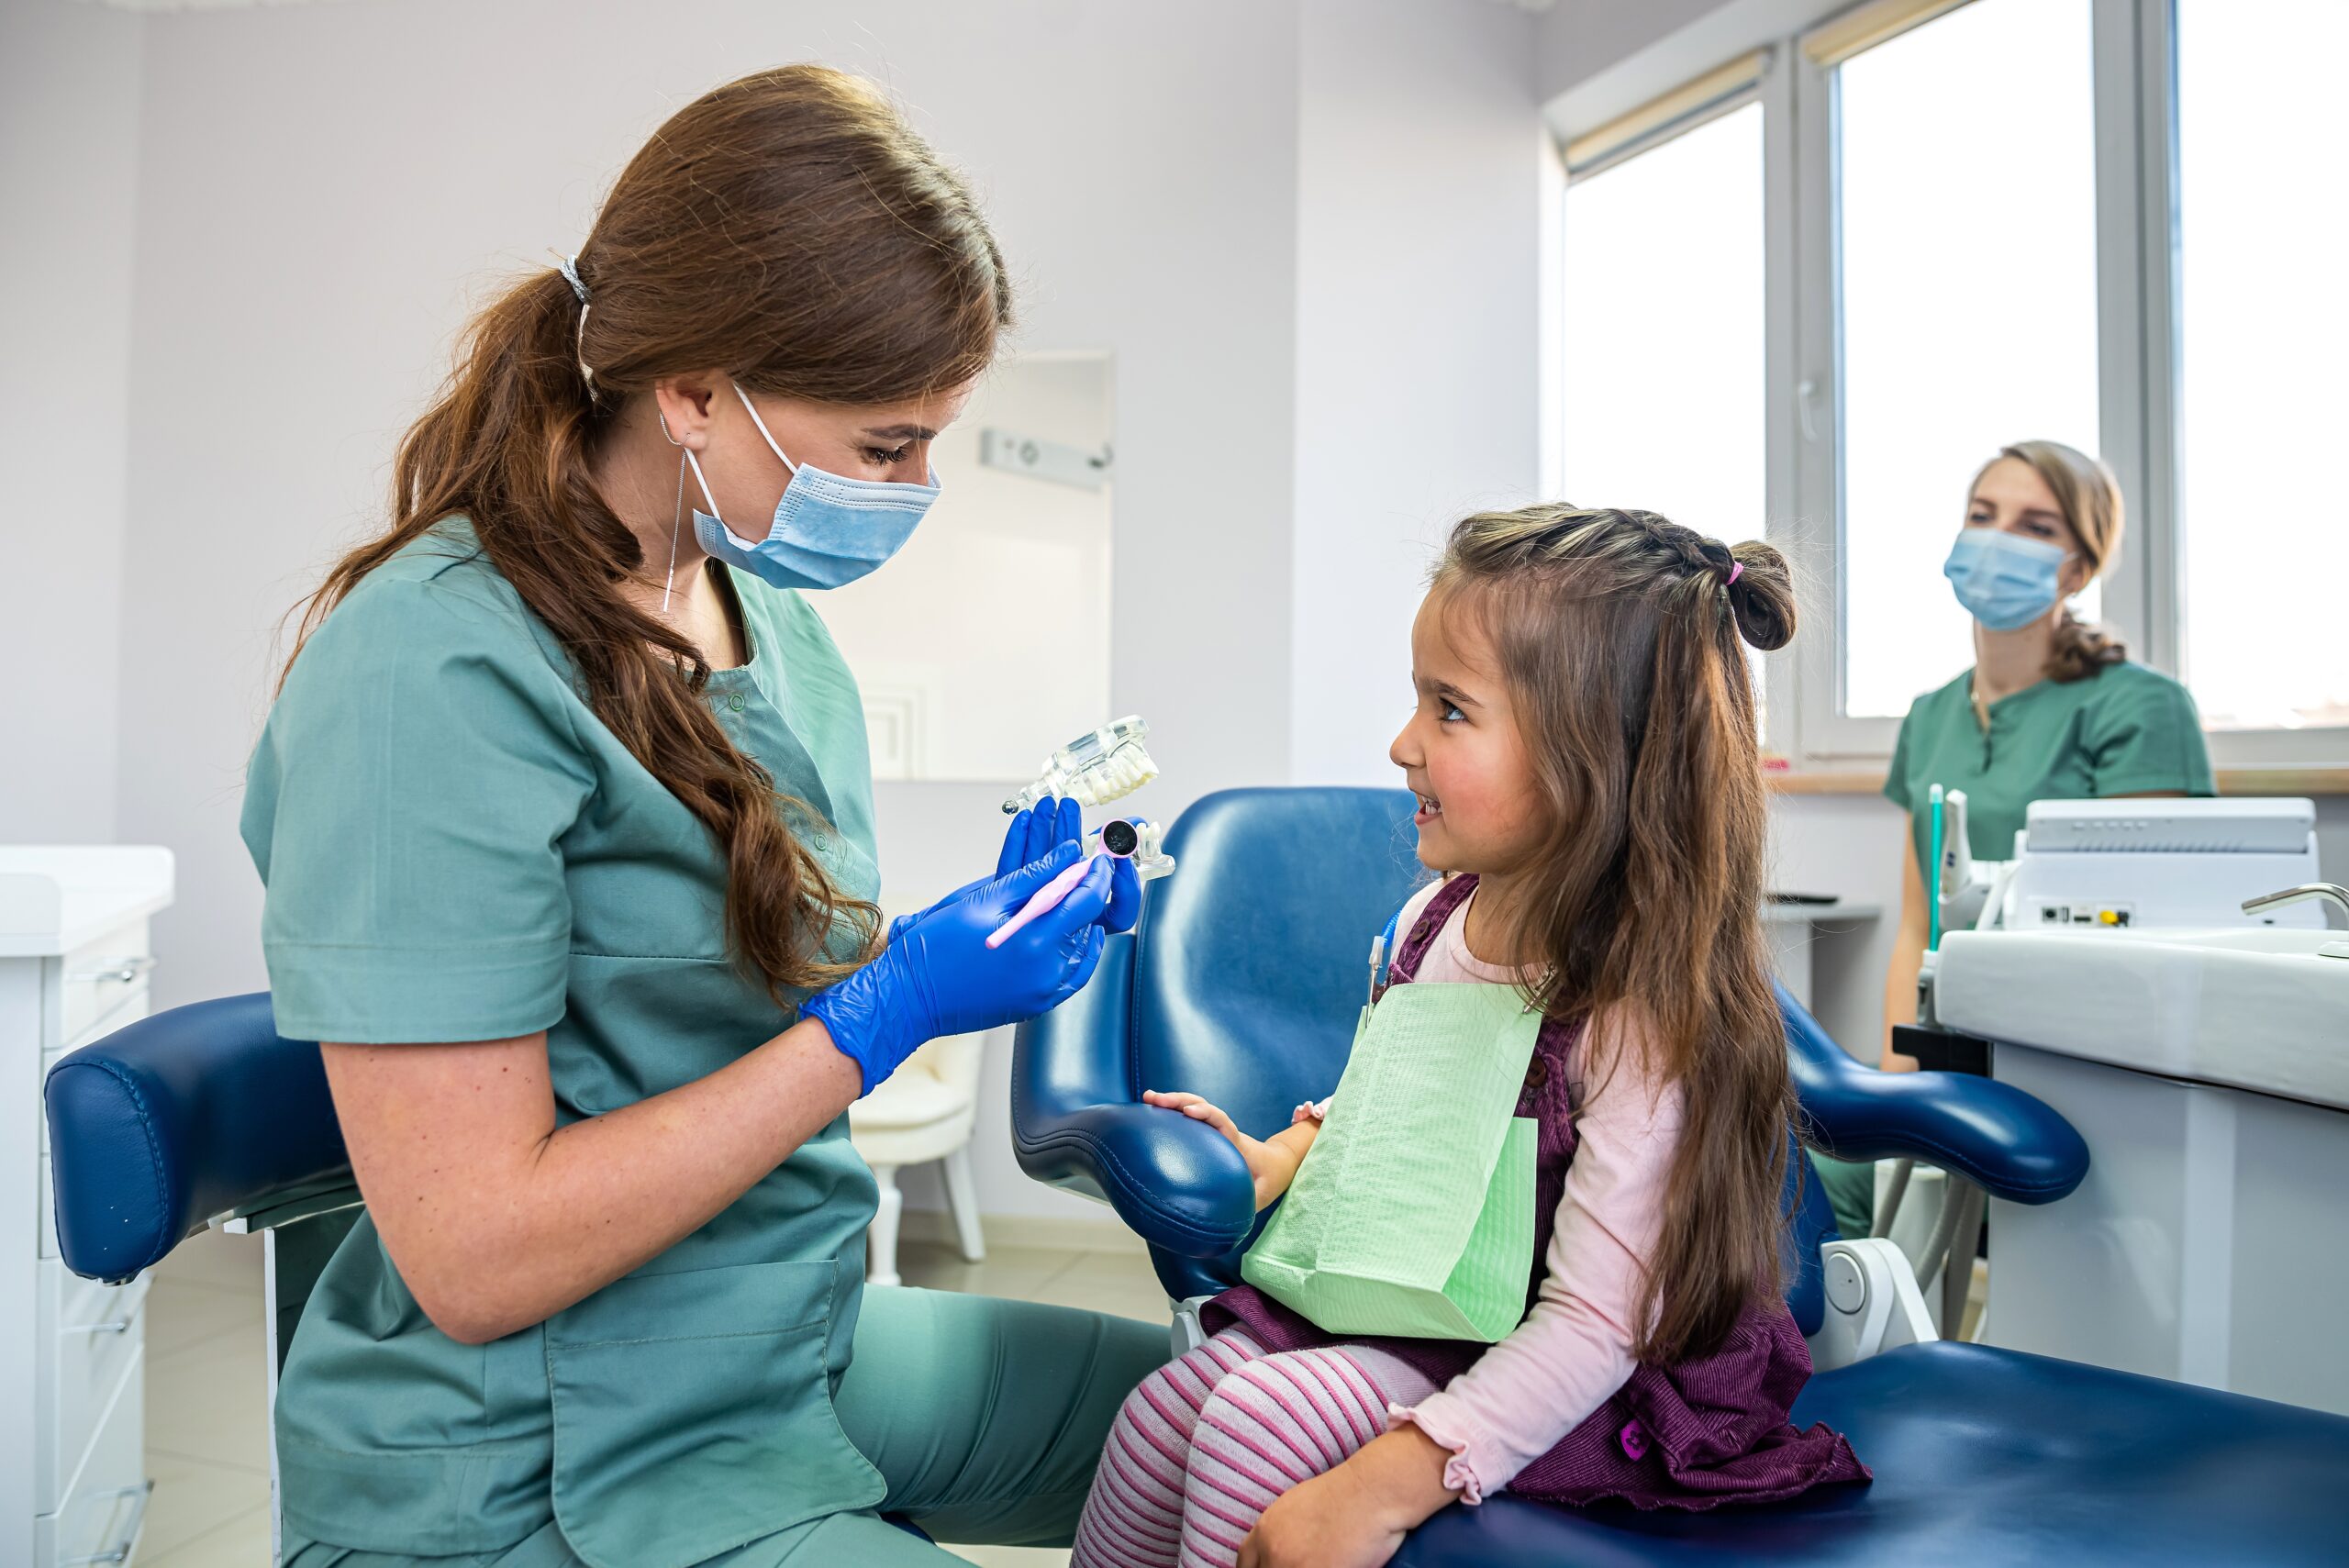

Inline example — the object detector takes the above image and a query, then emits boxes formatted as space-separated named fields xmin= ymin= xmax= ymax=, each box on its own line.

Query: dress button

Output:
xmin=1525 ymin=1056 xmax=1549 ymax=1090
xmin=1619 ymin=1419 xmax=1648 ymax=1462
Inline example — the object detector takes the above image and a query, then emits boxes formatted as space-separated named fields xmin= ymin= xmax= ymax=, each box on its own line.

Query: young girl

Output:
xmin=1071 ymin=506 xmax=1867 ymax=1568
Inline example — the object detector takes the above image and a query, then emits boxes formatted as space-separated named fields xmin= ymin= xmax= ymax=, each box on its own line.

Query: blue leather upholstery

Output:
xmin=1392 ymin=1342 xmax=2349 ymax=1566
xmin=45 ymin=992 xmax=345 ymax=1284
xmin=1782 ymin=1144 xmax=1834 ymax=1339
xmin=1015 ymin=787 xmax=1427 ymax=1299
xmin=1781 ymin=984 xmax=2088 ymax=1204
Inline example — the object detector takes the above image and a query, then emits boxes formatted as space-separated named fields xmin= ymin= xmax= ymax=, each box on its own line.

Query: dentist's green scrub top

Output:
xmin=240 ymin=520 xmax=1161 ymax=1568
xmin=1884 ymin=660 xmax=2216 ymax=879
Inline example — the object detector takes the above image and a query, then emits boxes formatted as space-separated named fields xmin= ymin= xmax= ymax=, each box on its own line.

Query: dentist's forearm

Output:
xmin=325 ymin=1016 xmax=863 ymax=1344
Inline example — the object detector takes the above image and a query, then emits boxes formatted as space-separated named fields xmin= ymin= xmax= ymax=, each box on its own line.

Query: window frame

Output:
xmin=1552 ymin=0 xmax=2349 ymax=774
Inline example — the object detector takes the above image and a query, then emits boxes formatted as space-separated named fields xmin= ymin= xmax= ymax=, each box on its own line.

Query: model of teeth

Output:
xmin=1002 ymin=721 xmax=1162 ymax=815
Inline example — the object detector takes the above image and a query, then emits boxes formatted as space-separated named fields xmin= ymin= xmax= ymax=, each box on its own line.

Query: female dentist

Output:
xmin=239 ymin=67 xmax=1162 ymax=1568
xmin=1876 ymin=442 xmax=2214 ymax=1069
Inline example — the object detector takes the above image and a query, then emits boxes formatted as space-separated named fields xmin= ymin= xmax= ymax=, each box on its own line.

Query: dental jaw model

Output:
xmin=1003 ymin=717 xmax=1160 ymax=815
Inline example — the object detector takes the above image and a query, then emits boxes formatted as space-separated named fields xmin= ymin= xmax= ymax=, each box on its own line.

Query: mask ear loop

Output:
xmin=731 ymin=382 xmax=799 ymax=474
xmin=655 ymin=409 xmax=690 ymax=613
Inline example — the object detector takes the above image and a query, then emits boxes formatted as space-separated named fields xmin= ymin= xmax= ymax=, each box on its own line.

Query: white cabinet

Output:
xmin=0 ymin=848 xmax=173 ymax=1568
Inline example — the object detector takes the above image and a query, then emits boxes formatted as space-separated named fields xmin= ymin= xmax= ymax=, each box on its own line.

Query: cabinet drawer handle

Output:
xmin=60 ymin=1481 xmax=152 ymax=1565
xmin=67 ymin=956 xmax=155 ymax=985
xmin=61 ymin=1313 xmax=137 ymax=1336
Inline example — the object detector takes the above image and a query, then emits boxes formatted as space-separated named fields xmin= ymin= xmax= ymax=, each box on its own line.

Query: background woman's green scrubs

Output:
xmin=1812 ymin=660 xmax=2216 ymax=1241
xmin=240 ymin=520 xmax=1163 ymax=1567
xmin=1884 ymin=661 xmax=2215 ymax=882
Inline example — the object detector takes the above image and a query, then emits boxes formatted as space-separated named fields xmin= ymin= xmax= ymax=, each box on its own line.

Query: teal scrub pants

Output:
xmin=280 ymin=1287 xmax=1167 ymax=1567
xmin=1813 ymin=1153 xmax=1876 ymax=1242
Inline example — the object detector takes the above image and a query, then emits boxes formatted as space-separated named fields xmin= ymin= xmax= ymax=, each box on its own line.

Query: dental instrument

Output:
xmin=1002 ymin=717 xmax=1160 ymax=815
xmin=987 ymin=817 xmax=1157 ymax=950
xmin=1089 ymin=816 xmax=1176 ymax=882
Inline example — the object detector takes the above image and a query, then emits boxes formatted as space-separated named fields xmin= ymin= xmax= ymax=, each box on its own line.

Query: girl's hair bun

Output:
xmin=1722 ymin=540 xmax=1796 ymax=653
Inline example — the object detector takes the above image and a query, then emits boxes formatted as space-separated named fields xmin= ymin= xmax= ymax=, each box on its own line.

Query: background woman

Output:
xmin=1818 ymin=440 xmax=2213 ymax=1240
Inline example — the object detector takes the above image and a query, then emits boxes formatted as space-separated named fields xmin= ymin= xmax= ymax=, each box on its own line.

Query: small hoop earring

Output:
xmin=656 ymin=410 xmax=685 ymax=449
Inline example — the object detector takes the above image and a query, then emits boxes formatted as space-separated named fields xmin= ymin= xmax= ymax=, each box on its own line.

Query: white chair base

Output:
xmin=863 ymin=1145 xmax=987 ymax=1288
xmin=848 ymin=1029 xmax=991 ymax=1289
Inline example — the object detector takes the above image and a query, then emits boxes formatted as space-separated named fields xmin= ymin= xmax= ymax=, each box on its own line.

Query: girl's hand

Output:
xmin=1142 ymin=1091 xmax=1308 ymax=1209
xmin=1239 ymin=1429 xmax=1457 ymax=1568
xmin=1237 ymin=1470 xmax=1407 ymax=1568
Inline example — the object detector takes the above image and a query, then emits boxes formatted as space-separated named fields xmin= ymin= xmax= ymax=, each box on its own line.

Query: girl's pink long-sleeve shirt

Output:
xmin=1297 ymin=877 xmax=1683 ymax=1502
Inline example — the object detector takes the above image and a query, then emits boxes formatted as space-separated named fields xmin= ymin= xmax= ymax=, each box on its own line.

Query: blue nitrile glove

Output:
xmin=1003 ymin=796 xmax=1140 ymax=931
xmin=808 ymin=842 xmax=1115 ymax=1095
xmin=1099 ymin=822 xmax=1142 ymax=935
xmin=884 ymin=797 xmax=1139 ymax=940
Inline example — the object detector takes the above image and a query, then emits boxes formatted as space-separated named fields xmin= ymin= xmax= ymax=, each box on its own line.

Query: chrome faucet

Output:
xmin=2242 ymin=883 xmax=2349 ymax=928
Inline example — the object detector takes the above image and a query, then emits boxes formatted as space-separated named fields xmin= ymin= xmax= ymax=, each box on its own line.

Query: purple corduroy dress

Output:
xmin=1203 ymin=873 xmax=1870 ymax=1510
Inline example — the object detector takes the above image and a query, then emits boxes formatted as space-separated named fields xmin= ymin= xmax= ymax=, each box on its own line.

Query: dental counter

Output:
xmin=0 ymin=847 xmax=175 ymax=1568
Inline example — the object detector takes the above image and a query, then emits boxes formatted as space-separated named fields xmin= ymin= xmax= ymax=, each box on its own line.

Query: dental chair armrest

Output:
xmin=1782 ymin=984 xmax=2087 ymax=1204
xmin=1015 ymin=1099 xmax=1262 ymax=1258
xmin=45 ymin=993 xmax=350 ymax=1284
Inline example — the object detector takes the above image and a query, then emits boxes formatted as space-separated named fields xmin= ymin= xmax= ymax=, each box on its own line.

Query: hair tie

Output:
xmin=551 ymin=252 xmax=596 ymax=398
xmin=1726 ymin=561 xmax=1744 ymax=587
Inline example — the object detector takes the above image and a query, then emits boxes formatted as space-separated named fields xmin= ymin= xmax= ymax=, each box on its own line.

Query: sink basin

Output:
xmin=1936 ymin=927 xmax=2349 ymax=1110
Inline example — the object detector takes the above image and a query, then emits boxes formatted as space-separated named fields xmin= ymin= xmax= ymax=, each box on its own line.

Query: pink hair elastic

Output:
xmin=1726 ymin=562 xmax=1744 ymax=587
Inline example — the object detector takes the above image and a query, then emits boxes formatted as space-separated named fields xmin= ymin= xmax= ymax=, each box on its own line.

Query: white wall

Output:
xmin=1288 ymin=0 xmax=1546 ymax=786
xmin=820 ymin=354 xmax=1115 ymax=783
xmin=109 ymin=0 xmax=1306 ymax=1034
xmin=85 ymin=0 xmax=1555 ymax=1229
xmin=0 ymin=1 xmax=142 ymax=846
xmin=889 ymin=0 xmax=1560 ymax=1223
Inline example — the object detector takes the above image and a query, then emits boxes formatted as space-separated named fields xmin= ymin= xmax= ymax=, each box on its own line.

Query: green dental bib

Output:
xmin=1241 ymin=982 xmax=1541 ymax=1342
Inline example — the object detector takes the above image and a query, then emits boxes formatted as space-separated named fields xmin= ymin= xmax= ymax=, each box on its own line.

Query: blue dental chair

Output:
xmin=1011 ymin=785 xmax=2349 ymax=1567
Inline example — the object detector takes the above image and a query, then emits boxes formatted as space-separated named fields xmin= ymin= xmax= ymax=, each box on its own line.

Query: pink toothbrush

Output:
xmin=985 ymin=819 xmax=1143 ymax=949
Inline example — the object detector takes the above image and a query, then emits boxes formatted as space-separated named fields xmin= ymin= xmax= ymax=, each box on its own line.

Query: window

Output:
xmin=1560 ymin=102 xmax=1767 ymax=555
xmin=1834 ymin=0 xmax=2100 ymax=721
xmin=1560 ymin=99 xmax=1769 ymax=734
xmin=1550 ymin=0 xmax=2349 ymax=773
xmin=2174 ymin=0 xmax=2349 ymax=733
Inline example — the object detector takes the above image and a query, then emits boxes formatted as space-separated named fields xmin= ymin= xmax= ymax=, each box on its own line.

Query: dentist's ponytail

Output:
xmin=284 ymin=65 xmax=1010 ymax=999
xmin=1431 ymin=506 xmax=1800 ymax=1365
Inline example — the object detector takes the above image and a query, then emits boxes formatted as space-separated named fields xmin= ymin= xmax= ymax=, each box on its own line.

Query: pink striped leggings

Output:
xmin=1070 ymin=1329 xmax=1436 ymax=1568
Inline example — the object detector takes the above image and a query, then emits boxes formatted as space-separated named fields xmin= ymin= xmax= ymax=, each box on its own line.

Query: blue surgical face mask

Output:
xmin=1943 ymin=528 xmax=2068 ymax=631
xmin=685 ymin=383 xmax=941 ymax=591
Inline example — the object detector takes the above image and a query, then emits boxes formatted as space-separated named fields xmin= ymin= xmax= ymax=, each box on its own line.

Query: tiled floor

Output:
xmin=138 ymin=1227 xmax=1167 ymax=1568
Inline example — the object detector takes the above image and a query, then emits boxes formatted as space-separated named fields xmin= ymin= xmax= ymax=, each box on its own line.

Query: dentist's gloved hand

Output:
xmin=884 ymin=797 xmax=1140 ymax=942
xmin=999 ymin=799 xmax=1145 ymax=929
xmin=808 ymin=842 xmax=1115 ymax=1095
xmin=1015 ymin=796 xmax=1143 ymax=935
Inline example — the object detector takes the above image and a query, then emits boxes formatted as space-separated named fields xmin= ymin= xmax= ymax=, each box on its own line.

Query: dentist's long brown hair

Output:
xmin=284 ymin=66 xmax=1011 ymax=997
xmin=1432 ymin=506 xmax=1799 ymax=1365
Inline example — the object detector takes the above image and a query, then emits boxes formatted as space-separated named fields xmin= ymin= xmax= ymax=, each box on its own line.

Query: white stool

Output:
xmin=847 ymin=1029 xmax=986 ymax=1286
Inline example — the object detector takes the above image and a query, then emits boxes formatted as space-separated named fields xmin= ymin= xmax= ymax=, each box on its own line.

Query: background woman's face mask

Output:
xmin=685 ymin=383 xmax=941 ymax=591
xmin=1943 ymin=528 xmax=2068 ymax=630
